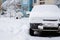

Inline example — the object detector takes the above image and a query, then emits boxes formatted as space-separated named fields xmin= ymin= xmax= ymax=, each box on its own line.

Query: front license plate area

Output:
xmin=44 ymin=23 xmax=58 ymax=27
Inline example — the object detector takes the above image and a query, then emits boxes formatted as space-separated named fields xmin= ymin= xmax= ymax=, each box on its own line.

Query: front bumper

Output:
xmin=30 ymin=23 xmax=60 ymax=32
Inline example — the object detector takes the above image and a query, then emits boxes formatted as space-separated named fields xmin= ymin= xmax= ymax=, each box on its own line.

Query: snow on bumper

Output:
xmin=29 ymin=17 xmax=60 ymax=32
xmin=30 ymin=23 xmax=60 ymax=32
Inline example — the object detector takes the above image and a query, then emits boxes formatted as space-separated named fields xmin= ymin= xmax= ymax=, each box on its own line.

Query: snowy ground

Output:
xmin=0 ymin=17 xmax=60 ymax=40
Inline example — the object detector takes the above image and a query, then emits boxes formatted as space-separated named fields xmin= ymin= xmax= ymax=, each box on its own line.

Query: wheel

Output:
xmin=29 ymin=28 xmax=34 ymax=36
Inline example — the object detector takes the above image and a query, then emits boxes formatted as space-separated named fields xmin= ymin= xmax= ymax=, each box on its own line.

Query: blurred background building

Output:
xmin=33 ymin=0 xmax=60 ymax=6
xmin=0 ymin=0 xmax=60 ymax=17
xmin=1 ymin=0 xmax=60 ymax=11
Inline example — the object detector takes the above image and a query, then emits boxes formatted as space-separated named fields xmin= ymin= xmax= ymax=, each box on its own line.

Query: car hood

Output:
xmin=30 ymin=11 xmax=60 ymax=18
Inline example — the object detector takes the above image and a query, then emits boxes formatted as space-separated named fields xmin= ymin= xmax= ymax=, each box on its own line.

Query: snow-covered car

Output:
xmin=29 ymin=5 xmax=60 ymax=36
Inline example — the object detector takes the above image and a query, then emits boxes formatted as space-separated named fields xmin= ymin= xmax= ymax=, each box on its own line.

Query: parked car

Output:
xmin=29 ymin=5 xmax=60 ymax=36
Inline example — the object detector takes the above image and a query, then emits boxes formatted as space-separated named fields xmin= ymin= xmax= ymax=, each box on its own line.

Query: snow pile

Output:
xmin=16 ymin=12 xmax=23 ymax=19
xmin=1 ymin=0 xmax=23 ymax=18
xmin=0 ymin=17 xmax=29 ymax=40
xmin=0 ymin=17 xmax=60 ymax=40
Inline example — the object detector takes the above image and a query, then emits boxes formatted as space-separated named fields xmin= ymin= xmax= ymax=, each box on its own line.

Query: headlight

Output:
xmin=38 ymin=25 xmax=43 ymax=29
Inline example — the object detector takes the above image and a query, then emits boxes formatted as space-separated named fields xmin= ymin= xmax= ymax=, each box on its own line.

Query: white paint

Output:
xmin=29 ymin=5 xmax=60 ymax=23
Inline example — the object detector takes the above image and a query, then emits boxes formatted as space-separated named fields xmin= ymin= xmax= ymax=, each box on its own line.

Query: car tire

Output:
xmin=29 ymin=28 xmax=34 ymax=36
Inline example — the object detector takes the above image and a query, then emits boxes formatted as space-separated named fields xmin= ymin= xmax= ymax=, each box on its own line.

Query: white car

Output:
xmin=29 ymin=5 xmax=60 ymax=36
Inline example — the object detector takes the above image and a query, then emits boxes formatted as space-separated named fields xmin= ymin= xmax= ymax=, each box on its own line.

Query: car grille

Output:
xmin=43 ymin=19 xmax=58 ymax=21
xmin=43 ymin=27 xmax=58 ymax=30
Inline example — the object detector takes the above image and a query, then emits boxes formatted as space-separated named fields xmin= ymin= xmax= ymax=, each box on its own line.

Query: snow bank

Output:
xmin=0 ymin=17 xmax=60 ymax=40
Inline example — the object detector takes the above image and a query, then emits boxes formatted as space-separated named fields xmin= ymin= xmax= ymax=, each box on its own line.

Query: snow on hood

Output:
xmin=30 ymin=11 xmax=60 ymax=18
xmin=30 ymin=5 xmax=60 ymax=18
